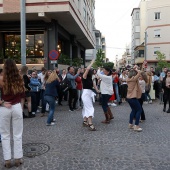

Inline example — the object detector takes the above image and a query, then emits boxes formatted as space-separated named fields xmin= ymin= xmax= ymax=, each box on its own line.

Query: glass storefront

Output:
xmin=4 ymin=32 xmax=44 ymax=64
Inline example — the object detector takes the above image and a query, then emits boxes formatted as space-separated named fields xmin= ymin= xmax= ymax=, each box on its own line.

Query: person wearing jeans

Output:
xmin=44 ymin=71 xmax=59 ymax=126
xmin=126 ymin=68 xmax=142 ymax=132
xmin=44 ymin=96 xmax=56 ymax=124
xmin=97 ymin=67 xmax=114 ymax=124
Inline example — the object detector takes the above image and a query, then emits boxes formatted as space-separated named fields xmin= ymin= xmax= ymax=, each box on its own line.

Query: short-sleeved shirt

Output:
xmin=82 ymin=77 xmax=93 ymax=90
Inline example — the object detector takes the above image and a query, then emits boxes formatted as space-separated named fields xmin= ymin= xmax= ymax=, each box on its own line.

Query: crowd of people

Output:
xmin=0 ymin=58 xmax=169 ymax=168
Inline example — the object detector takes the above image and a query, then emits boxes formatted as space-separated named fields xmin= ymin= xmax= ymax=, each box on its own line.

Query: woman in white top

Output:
xmin=138 ymin=72 xmax=148 ymax=122
xmin=97 ymin=67 xmax=114 ymax=124
xmin=119 ymin=69 xmax=128 ymax=102
xmin=149 ymin=72 xmax=155 ymax=100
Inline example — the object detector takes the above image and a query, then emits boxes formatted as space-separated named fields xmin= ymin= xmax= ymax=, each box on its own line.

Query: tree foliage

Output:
xmin=103 ymin=62 xmax=114 ymax=69
xmin=72 ymin=57 xmax=83 ymax=67
xmin=93 ymin=49 xmax=105 ymax=68
xmin=156 ymin=51 xmax=170 ymax=70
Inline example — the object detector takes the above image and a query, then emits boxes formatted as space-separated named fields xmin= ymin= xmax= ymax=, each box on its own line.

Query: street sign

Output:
xmin=50 ymin=60 xmax=57 ymax=64
xmin=48 ymin=50 xmax=59 ymax=60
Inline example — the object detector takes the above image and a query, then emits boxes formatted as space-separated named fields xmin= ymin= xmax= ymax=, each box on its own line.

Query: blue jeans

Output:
xmin=127 ymin=98 xmax=142 ymax=126
xmin=101 ymin=94 xmax=112 ymax=113
xmin=113 ymin=83 xmax=120 ymax=102
xmin=44 ymin=95 xmax=56 ymax=124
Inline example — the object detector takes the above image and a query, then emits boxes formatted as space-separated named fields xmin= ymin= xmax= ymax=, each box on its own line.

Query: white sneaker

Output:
xmin=149 ymin=100 xmax=152 ymax=104
xmin=36 ymin=109 xmax=40 ymax=113
xmin=144 ymin=101 xmax=148 ymax=104
xmin=134 ymin=126 xmax=142 ymax=132
xmin=46 ymin=122 xmax=55 ymax=126
xmin=110 ymin=103 xmax=117 ymax=107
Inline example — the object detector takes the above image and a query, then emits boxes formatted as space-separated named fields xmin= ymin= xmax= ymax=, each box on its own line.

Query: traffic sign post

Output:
xmin=48 ymin=50 xmax=60 ymax=69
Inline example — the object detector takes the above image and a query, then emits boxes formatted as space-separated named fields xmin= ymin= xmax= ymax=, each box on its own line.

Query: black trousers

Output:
xmin=68 ymin=89 xmax=78 ymax=109
xmin=30 ymin=91 xmax=40 ymax=112
xmin=120 ymin=84 xmax=128 ymax=98
xmin=138 ymin=93 xmax=146 ymax=120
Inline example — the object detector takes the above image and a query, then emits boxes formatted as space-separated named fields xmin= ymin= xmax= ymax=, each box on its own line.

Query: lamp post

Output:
xmin=20 ymin=0 xmax=26 ymax=66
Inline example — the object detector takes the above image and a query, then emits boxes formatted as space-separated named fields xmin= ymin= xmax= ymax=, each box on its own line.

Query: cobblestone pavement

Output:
xmin=0 ymin=100 xmax=170 ymax=170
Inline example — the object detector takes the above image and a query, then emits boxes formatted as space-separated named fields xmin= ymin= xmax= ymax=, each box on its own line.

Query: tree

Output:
xmin=72 ymin=57 xmax=83 ymax=67
xmin=93 ymin=49 xmax=105 ymax=68
xmin=103 ymin=62 xmax=114 ymax=69
xmin=58 ymin=54 xmax=71 ymax=65
xmin=156 ymin=51 xmax=170 ymax=71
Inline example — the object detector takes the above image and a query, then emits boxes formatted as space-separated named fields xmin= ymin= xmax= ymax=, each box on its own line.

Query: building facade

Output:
xmin=85 ymin=31 xmax=106 ymax=66
xmin=0 ymin=0 xmax=96 ymax=69
xmin=146 ymin=0 xmax=170 ymax=67
xmin=131 ymin=8 xmax=140 ymax=64
xmin=131 ymin=0 xmax=170 ymax=68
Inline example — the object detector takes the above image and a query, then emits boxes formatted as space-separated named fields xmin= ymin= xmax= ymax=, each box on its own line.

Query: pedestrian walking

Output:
xmin=0 ymin=59 xmax=25 ymax=168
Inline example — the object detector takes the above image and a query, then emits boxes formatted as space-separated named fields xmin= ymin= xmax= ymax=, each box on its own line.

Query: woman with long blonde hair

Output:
xmin=0 ymin=59 xmax=25 ymax=168
xmin=44 ymin=71 xmax=59 ymax=126
xmin=40 ymin=70 xmax=52 ymax=117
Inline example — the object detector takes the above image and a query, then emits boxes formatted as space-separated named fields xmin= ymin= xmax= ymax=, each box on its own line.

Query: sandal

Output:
xmin=4 ymin=160 xmax=11 ymax=168
xmin=88 ymin=124 xmax=96 ymax=131
xmin=83 ymin=121 xmax=88 ymax=127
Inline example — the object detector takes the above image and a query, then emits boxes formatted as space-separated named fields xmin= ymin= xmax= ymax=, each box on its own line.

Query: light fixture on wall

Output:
xmin=26 ymin=35 xmax=29 ymax=44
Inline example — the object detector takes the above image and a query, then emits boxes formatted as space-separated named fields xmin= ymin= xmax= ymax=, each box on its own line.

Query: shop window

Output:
xmin=4 ymin=32 xmax=44 ymax=63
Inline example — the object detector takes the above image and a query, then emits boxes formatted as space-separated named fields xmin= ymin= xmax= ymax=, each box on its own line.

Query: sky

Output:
xmin=95 ymin=0 xmax=141 ymax=62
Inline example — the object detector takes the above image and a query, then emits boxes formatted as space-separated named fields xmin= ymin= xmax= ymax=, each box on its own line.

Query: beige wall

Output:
xmin=139 ymin=0 xmax=147 ymax=44
xmin=144 ymin=0 xmax=170 ymax=61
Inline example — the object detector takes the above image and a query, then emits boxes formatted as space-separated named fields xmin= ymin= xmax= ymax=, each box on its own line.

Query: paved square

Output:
xmin=0 ymin=101 xmax=170 ymax=170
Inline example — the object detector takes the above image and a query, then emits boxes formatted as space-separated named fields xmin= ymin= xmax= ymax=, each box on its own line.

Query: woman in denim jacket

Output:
xmin=29 ymin=71 xmax=41 ymax=116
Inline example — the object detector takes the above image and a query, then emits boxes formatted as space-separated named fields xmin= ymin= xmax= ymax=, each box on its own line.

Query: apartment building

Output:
xmin=131 ymin=0 xmax=170 ymax=68
xmin=131 ymin=8 xmax=140 ymax=64
xmin=146 ymin=0 xmax=170 ymax=67
xmin=0 ymin=0 xmax=96 ymax=69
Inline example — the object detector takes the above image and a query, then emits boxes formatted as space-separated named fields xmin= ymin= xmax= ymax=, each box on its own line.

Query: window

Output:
xmin=154 ymin=29 xmax=161 ymax=37
xmin=83 ymin=8 xmax=86 ymax=20
xmin=136 ymin=12 xmax=139 ymax=19
xmin=155 ymin=12 xmax=161 ymax=20
xmin=4 ymin=32 xmax=44 ymax=63
xmin=154 ymin=47 xmax=160 ymax=54
xmin=135 ymin=26 xmax=140 ymax=32
xmin=135 ymin=39 xmax=140 ymax=46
